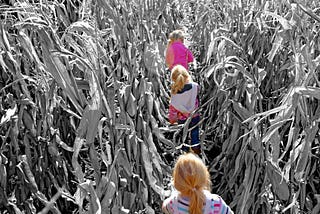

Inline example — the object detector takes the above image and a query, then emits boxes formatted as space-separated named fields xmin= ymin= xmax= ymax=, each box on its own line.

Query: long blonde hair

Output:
xmin=173 ymin=153 xmax=211 ymax=214
xmin=171 ymin=65 xmax=191 ymax=94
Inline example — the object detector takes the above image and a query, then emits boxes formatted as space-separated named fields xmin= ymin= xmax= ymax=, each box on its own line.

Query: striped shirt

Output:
xmin=162 ymin=190 xmax=234 ymax=214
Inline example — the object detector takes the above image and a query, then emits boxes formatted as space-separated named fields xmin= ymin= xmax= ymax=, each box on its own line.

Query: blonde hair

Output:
xmin=173 ymin=153 xmax=211 ymax=214
xmin=168 ymin=29 xmax=185 ymax=46
xmin=171 ymin=65 xmax=191 ymax=94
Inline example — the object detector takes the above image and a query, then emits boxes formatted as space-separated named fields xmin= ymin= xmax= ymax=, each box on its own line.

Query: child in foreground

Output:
xmin=165 ymin=29 xmax=194 ymax=71
xmin=169 ymin=65 xmax=200 ymax=154
xmin=162 ymin=153 xmax=234 ymax=214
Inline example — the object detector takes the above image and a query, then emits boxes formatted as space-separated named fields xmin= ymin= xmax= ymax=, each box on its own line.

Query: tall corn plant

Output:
xmin=186 ymin=0 xmax=320 ymax=213
xmin=0 ymin=0 xmax=181 ymax=213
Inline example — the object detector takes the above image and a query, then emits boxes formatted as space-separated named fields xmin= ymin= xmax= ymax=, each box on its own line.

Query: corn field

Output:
xmin=0 ymin=0 xmax=320 ymax=213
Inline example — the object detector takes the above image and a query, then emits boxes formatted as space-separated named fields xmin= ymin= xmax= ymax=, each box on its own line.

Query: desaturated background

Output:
xmin=0 ymin=0 xmax=320 ymax=213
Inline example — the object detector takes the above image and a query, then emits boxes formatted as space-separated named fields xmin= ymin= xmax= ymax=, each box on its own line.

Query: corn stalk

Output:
xmin=1 ymin=0 xmax=320 ymax=214
xmin=187 ymin=0 xmax=320 ymax=213
xmin=0 ymin=0 xmax=177 ymax=213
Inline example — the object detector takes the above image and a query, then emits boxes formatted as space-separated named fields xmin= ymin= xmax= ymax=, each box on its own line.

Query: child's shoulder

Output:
xmin=203 ymin=190 xmax=221 ymax=201
xmin=190 ymin=82 xmax=199 ymax=87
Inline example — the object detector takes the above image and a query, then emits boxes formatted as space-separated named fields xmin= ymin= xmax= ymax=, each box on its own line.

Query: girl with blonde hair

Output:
xmin=165 ymin=29 xmax=194 ymax=71
xmin=169 ymin=65 xmax=200 ymax=154
xmin=162 ymin=153 xmax=234 ymax=214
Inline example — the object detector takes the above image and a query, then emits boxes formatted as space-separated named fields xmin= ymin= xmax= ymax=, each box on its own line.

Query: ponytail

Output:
xmin=173 ymin=153 xmax=211 ymax=214
xmin=189 ymin=188 xmax=206 ymax=214
xmin=171 ymin=74 xmax=186 ymax=94
xmin=170 ymin=65 xmax=191 ymax=95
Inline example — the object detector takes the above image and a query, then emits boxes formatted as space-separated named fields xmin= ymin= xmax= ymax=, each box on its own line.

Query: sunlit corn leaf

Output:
xmin=264 ymin=11 xmax=292 ymax=30
xmin=294 ymin=86 xmax=320 ymax=100
xmin=72 ymin=137 xmax=85 ymax=182
xmin=55 ymin=4 xmax=71 ymax=28
xmin=267 ymin=30 xmax=284 ymax=62
xmin=0 ymin=104 xmax=17 ymax=126
xmin=0 ymin=23 xmax=11 ymax=51
xmin=269 ymin=130 xmax=281 ymax=163
xmin=126 ymin=91 xmax=137 ymax=117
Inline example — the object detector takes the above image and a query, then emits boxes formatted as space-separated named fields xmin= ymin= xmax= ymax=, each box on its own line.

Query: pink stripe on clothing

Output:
xmin=168 ymin=82 xmax=199 ymax=123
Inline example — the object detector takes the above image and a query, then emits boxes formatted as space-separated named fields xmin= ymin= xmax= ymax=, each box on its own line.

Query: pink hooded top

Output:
xmin=166 ymin=41 xmax=194 ymax=70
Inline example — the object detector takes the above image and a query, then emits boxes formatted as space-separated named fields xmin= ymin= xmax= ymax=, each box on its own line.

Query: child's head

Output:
xmin=173 ymin=153 xmax=211 ymax=214
xmin=171 ymin=65 xmax=191 ymax=94
xmin=168 ymin=29 xmax=185 ymax=44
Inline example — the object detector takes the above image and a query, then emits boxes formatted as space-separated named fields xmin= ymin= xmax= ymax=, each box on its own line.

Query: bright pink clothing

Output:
xmin=169 ymin=103 xmax=199 ymax=123
xmin=166 ymin=41 xmax=194 ymax=70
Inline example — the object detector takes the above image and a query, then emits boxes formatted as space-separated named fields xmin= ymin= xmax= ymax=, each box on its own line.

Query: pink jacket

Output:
xmin=166 ymin=41 xmax=194 ymax=70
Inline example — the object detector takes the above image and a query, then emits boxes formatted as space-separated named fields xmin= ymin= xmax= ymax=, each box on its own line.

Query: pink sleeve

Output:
xmin=186 ymin=48 xmax=194 ymax=63
xmin=166 ymin=46 xmax=174 ymax=69
xmin=168 ymin=105 xmax=179 ymax=124
xmin=162 ymin=197 xmax=174 ymax=214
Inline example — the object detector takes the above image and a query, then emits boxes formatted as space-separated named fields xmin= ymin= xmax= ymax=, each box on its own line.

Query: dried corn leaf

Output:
xmin=117 ymin=149 xmax=132 ymax=177
xmin=232 ymin=101 xmax=251 ymax=121
xmin=101 ymin=181 xmax=116 ymax=211
xmin=267 ymin=31 xmax=284 ymax=62
xmin=264 ymin=11 xmax=292 ymax=30
xmin=266 ymin=160 xmax=290 ymax=201
xmin=294 ymin=86 xmax=320 ymax=100
xmin=79 ymin=181 xmax=102 ymax=214
xmin=17 ymin=31 xmax=43 ymax=67
xmin=0 ymin=23 xmax=10 ymax=51
xmin=72 ymin=137 xmax=85 ymax=182
xmin=140 ymin=140 xmax=165 ymax=197
xmin=122 ymin=191 xmax=136 ymax=210
xmin=0 ymin=104 xmax=17 ymax=125
xmin=294 ymin=124 xmax=318 ymax=182
xmin=126 ymin=92 xmax=137 ymax=117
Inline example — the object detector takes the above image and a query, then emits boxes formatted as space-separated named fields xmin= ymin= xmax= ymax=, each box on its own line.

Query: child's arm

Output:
xmin=162 ymin=197 xmax=174 ymax=214
xmin=186 ymin=48 xmax=194 ymax=63
xmin=219 ymin=197 xmax=234 ymax=214
xmin=165 ymin=46 xmax=174 ymax=69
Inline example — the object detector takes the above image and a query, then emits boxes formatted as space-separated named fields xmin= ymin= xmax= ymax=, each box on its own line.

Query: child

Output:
xmin=168 ymin=65 xmax=200 ymax=154
xmin=165 ymin=29 xmax=194 ymax=71
xmin=162 ymin=153 xmax=234 ymax=214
